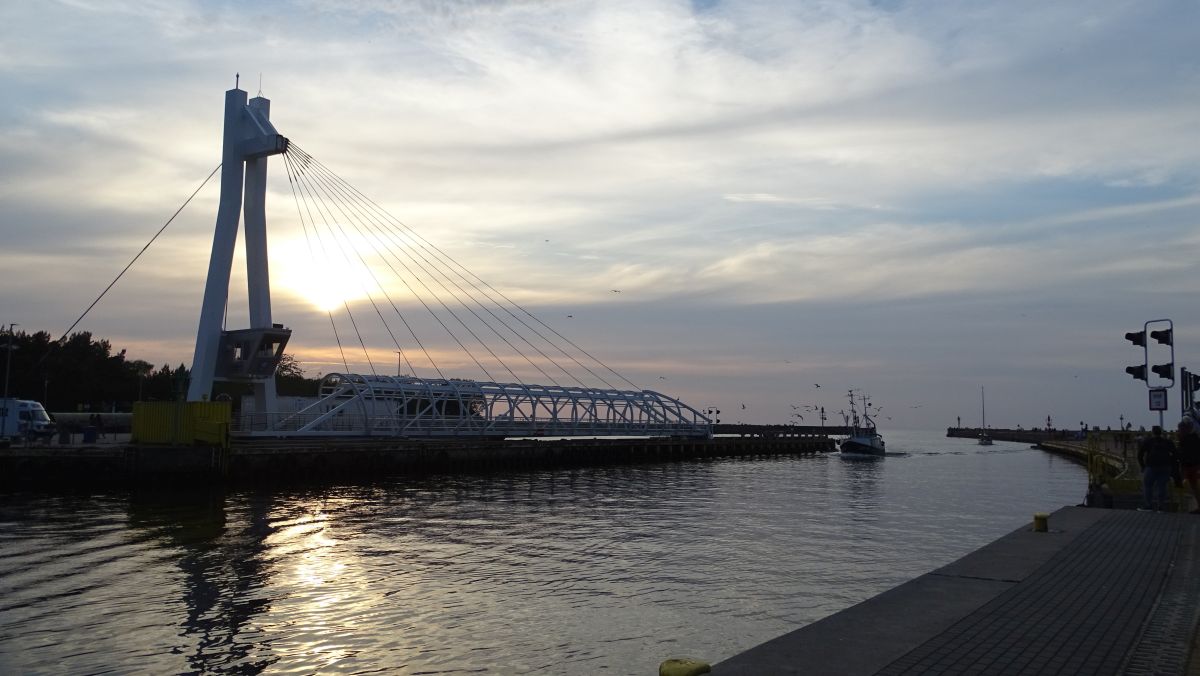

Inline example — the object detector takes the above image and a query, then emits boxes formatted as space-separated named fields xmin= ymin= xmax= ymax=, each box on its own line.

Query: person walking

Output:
xmin=1138 ymin=425 xmax=1178 ymax=511
xmin=1176 ymin=418 xmax=1200 ymax=514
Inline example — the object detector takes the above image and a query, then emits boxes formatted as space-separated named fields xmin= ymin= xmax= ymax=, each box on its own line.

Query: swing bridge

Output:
xmin=190 ymin=85 xmax=711 ymax=439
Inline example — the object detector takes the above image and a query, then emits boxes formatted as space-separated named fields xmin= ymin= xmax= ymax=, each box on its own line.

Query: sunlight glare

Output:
xmin=273 ymin=235 xmax=380 ymax=311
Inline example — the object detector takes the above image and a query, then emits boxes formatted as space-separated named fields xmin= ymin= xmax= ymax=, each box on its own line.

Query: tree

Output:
xmin=275 ymin=353 xmax=320 ymax=396
xmin=2 ymin=328 xmax=323 ymax=410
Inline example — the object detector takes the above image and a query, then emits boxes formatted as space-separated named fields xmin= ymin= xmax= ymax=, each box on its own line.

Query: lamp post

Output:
xmin=2 ymin=323 xmax=18 ymax=439
xmin=396 ymin=351 xmax=402 ymax=376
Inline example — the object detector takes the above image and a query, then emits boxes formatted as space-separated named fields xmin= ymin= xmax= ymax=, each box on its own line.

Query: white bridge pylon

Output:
xmin=188 ymin=86 xmax=290 ymax=411
xmin=187 ymin=85 xmax=712 ymax=439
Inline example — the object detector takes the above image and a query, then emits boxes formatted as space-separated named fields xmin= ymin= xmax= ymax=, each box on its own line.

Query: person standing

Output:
xmin=1176 ymin=418 xmax=1200 ymax=514
xmin=1138 ymin=426 xmax=1178 ymax=511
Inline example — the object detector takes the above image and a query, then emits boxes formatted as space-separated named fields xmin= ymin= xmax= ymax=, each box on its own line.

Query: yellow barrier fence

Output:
xmin=132 ymin=402 xmax=231 ymax=447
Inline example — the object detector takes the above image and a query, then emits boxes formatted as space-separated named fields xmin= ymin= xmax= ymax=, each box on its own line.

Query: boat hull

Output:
xmin=840 ymin=435 xmax=885 ymax=456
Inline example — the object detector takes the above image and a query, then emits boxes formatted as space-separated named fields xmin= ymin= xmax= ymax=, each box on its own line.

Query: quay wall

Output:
xmin=0 ymin=434 xmax=836 ymax=487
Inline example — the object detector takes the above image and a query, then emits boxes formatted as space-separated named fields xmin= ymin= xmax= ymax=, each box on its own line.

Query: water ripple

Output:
xmin=0 ymin=432 xmax=1084 ymax=674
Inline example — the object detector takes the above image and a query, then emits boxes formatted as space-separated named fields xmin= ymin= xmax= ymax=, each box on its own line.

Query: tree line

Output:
xmin=0 ymin=330 xmax=321 ymax=413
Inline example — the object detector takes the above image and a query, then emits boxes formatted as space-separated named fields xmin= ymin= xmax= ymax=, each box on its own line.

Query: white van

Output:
xmin=0 ymin=399 xmax=54 ymax=440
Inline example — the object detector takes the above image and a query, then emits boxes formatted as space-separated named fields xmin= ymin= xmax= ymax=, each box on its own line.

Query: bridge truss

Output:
xmin=234 ymin=373 xmax=712 ymax=438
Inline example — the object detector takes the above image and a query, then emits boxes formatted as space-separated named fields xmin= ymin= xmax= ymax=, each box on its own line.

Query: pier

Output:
xmin=710 ymin=506 xmax=1200 ymax=675
xmin=946 ymin=426 xmax=1091 ymax=445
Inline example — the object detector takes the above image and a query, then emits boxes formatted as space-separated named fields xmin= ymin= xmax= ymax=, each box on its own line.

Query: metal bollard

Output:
xmin=1033 ymin=512 xmax=1049 ymax=532
xmin=660 ymin=658 xmax=711 ymax=676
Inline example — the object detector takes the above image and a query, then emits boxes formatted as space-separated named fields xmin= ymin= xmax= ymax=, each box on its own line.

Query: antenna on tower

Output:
xmin=258 ymin=73 xmax=263 ymax=97
xmin=235 ymin=72 xmax=240 ymax=89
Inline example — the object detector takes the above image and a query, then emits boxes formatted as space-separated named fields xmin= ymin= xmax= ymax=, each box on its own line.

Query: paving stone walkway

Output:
xmin=878 ymin=511 xmax=1180 ymax=675
xmin=714 ymin=508 xmax=1200 ymax=676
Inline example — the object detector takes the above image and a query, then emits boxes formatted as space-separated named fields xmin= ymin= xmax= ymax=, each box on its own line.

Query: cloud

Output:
xmin=0 ymin=0 xmax=1197 ymax=428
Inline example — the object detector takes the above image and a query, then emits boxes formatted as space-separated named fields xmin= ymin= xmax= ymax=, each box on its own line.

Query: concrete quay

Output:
xmin=0 ymin=433 xmax=837 ymax=486
xmin=712 ymin=506 xmax=1200 ymax=676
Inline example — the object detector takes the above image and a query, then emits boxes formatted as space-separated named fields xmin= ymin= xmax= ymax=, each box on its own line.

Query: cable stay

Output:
xmin=54 ymin=164 xmax=222 ymax=346
xmin=254 ymin=142 xmax=710 ymax=438
xmin=285 ymin=143 xmax=638 ymax=391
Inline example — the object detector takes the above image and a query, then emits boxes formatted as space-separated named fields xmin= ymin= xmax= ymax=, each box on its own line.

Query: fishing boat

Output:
xmin=840 ymin=391 xmax=885 ymax=456
xmin=978 ymin=387 xmax=993 ymax=446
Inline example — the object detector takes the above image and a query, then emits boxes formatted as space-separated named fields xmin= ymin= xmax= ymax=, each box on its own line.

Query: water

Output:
xmin=0 ymin=431 xmax=1085 ymax=674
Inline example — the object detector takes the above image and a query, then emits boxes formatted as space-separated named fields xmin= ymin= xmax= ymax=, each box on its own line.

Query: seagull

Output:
xmin=566 ymin=314 xmax=573 ymax=318
xmin=611 ymin=289 xmax=621 ymax=293
xmin=658 ymin=376 xmax=667 ymax=380
xmin=741 ymin=403 xmax=746 ymax=410
xmin=814 ymin=383 xmax=821 ymax=388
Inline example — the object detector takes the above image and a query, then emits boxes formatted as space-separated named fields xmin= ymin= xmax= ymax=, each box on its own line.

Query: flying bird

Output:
xmin=611 ymin=289 xmax=621 ymax=293
xmin=814 ymin=383 xmax=821 ymax=388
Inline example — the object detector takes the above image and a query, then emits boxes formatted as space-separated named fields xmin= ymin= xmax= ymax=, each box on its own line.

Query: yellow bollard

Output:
xmin=660 ymin=657 xmax=712 ymax=676
xmin=1033 ymin=512 xmax=1049 ymax=532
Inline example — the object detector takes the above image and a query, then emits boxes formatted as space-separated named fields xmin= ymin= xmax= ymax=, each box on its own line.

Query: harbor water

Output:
xmin=0 ymin=431 xmax=1086 ymax=674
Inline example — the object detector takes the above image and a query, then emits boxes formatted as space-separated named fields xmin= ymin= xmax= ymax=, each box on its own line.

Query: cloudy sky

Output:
xmin=2 ymin=0 xmax=1198 ymax=430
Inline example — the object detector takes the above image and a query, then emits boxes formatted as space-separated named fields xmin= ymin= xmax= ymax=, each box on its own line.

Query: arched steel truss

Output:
xmin=233 ymin=373 xmax=713 ymax=438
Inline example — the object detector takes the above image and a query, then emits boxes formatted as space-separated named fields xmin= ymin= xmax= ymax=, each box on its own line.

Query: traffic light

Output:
xmin=1188 ymin=370 xmax=1200 ymax=394
xmin=1151 ymin=363 xmax=1174 ymax=381
xmin=1126 ymin=319 xmax=1174 ymax=389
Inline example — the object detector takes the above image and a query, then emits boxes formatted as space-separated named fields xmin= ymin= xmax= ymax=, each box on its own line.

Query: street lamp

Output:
xmin=396 ymin=351 xmax=403 ymax=376
xmin=2 ymin=323 xmax=18 ymax=439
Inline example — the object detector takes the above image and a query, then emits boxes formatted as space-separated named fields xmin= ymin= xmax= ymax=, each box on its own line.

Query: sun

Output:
xmin=272 ymin=235 xmax=380 ymax=312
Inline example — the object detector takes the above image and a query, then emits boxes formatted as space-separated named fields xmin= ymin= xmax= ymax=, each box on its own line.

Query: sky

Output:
xmin=1 ymin=0 xmax=1198 ymax=430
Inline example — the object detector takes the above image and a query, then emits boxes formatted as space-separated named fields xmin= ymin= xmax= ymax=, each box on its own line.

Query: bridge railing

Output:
xmin=235 ymin=373 xmax=713 ymax=438
xmin=231 ymin=411 xmax=707 ymax=438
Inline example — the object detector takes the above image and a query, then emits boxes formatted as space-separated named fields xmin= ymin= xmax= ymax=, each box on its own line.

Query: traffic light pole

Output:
xmin=1126 ymin=318 xmax=1175 ymax=426
xmin=1183 ymin=367 xmax=1200 ymax=417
